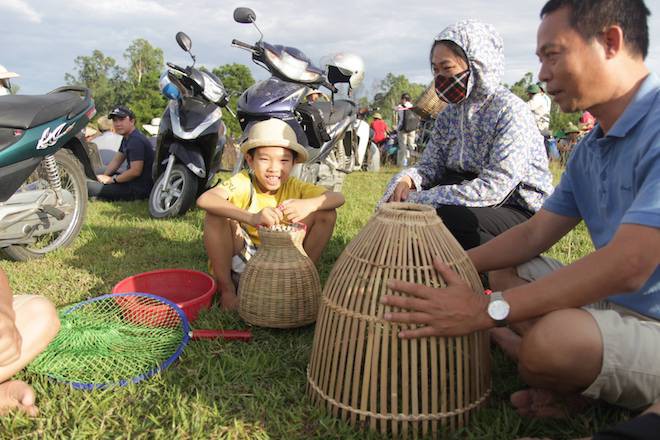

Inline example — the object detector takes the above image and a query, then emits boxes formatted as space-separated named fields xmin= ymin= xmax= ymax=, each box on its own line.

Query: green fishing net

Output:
xmin=27 ymin=294 xmax=188 ymax=388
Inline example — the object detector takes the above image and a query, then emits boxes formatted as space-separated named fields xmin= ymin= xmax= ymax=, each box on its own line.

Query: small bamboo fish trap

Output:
xmin=413 ymin=81 xmax=447 ymax=120
xmin=239 ymin=224 xmax=321 ymax=328
xmin=307 ymin=203 xmax=491 ymax=438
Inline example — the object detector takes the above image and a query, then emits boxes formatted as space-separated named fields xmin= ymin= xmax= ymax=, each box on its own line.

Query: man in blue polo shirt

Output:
xmin=380 ymin=0 xmax=659 ymax=422
xmin=87 ymin=106 xmax=154 ymax=201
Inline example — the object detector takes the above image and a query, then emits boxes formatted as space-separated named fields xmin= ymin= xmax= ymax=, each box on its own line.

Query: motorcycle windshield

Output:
xmin=238 ymin=77 xmax=305 ymax=115
xmin=262 ymin=42 xmax=324 ymax=84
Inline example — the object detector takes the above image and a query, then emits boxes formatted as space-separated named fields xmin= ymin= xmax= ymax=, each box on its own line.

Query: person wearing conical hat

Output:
xmin=197 ymin=118 xmax=345 ymax=310
xmin=558 ymin=122 xmax=581 ymax=164
xmin=0 ymin=64 xmax=19 ymax=96
xmin=527 ymin=82 xmax=551 ymax=135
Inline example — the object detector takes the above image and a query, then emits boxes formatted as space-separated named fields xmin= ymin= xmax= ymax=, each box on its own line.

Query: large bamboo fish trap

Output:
xmin=413 ymin=81 xmax=447 ymax=121
xmin=239 ymin=224 xmax=321 ymax=328
xmin=307 ymin=203 xmax=491 ymax=438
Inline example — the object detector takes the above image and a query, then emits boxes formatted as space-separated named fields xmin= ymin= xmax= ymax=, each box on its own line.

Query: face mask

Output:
xmin=0 ymin=86 xmax=9 ymax=96
xmin=434 ymin=69 xmax=470 ymax=104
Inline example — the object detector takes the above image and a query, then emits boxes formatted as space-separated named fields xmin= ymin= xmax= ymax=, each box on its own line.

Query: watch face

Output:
xmin=488 ymin=300 xmax=510 ymax=321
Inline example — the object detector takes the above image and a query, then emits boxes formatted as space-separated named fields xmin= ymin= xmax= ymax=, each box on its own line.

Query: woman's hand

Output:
xmin=389 ymin=176 xmax=414 ymax=202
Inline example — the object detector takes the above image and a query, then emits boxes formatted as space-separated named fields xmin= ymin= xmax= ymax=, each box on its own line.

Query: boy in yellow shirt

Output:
xmin=197 ymin=118 xmax=345 ymax=310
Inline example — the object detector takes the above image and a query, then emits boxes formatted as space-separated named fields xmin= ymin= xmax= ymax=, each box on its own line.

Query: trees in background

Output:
xmin=65 ymin=41 xmax=256 ymax=133
xmin=66 ymin=40 xmax=166 ymax=127
xmin=211 ymin=63 xmax=255 ymax=137
xmin=64 ymin=50 xmax=126 ymax=118
xmin=370 ymin=73 xmax=425 ymax=126
xmin=507 ymin=71 xmax=580 ymax=133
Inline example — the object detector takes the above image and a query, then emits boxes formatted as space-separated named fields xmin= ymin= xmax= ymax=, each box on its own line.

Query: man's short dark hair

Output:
xmin=401 ymin=93 xmax=411 ymax=101
xmin=540 ymin=0 xmax=651 ymax=59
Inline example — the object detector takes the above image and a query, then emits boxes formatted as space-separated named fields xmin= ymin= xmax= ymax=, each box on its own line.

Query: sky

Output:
xmin=2 ymin=0 xmax=660 ymax=97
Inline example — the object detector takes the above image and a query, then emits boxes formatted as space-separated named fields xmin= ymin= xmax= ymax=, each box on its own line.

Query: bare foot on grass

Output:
xmin=0 ymin=380 xmax=38 ymax=417
xmin=511 ymin=388 xmax=591 ymax=419
xmin=219 ymin=283 xmax=239 ymax=311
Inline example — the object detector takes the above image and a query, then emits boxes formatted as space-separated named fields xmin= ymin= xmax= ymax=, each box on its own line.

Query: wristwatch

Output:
xmin=112 ymin=175 xmax=118 ymax=184
xmin=487 ymin=291 xmax=510 ymax=327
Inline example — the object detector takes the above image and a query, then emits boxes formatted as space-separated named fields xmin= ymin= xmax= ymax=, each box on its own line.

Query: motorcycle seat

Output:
xmin=312 ymin=100 xmax=356 ymax=126
xmin=0 ymin=92 xmax=88 ymax=129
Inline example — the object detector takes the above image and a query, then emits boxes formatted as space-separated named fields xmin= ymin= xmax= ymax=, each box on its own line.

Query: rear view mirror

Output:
xmin=176 ymin=32 xmax=192 ymax=52
xmin=233 ymin=7 xmax=256 ymax=24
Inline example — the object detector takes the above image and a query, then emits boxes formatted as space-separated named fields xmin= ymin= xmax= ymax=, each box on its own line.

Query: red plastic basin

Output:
xmin=112 ymin=269 xmax=216 ymax=323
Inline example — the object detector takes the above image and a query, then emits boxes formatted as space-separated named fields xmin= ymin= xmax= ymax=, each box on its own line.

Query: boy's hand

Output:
xmin=279 ymin=199 xmax=314 ymax=223
xmin=251 ymin=207 xmax=284 ymax=227
xmin=0 ymin=309 xmax=21 ymax=366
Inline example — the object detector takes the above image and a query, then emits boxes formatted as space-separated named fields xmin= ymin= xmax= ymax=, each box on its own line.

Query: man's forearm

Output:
xmin=504 ymin=227 xmax=658 ymax=324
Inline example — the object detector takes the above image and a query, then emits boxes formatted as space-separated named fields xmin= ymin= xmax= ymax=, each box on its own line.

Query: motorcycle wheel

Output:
xmin=148 ymin=164 xmax=198 ymax=218
xmin=2 ymin=150 xmax=88 ymax=261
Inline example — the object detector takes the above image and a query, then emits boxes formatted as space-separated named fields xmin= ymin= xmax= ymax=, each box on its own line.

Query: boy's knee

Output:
xmin=316 ymin=209 xmax=337 ymax=225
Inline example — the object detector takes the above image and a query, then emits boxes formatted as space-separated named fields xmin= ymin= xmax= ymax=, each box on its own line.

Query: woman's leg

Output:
xmin=435 ymin=205 xmax=532 ymax=250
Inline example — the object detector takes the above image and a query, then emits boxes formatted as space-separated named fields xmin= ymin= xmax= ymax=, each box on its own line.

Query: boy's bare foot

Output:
xmin=511 ymin=388 xmax=591 ymax=419
xmin=0 ymin=380 xmax=38 ymax=416
xmin=219 ymin=283 xmax=239 ymax=311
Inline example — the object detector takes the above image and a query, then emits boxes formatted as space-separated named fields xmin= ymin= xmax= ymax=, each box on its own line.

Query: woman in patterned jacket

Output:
xmin=381 ymin=19 xmax=554 ymax=250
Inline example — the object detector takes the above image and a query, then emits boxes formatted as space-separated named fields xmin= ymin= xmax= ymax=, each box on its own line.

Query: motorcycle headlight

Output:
xmin=201 ymin=73 xmax=226 ymax=104
xmin=265 ymin=48 xmax=321 ymax=83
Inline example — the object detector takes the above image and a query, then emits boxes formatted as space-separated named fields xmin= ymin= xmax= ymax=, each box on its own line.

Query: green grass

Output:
xmin=0 ymin=170 xmax=627 ymax=439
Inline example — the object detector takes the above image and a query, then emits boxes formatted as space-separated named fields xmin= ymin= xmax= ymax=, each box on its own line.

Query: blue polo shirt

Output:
xmin=543 ymin=73 xmax=660 ymax=319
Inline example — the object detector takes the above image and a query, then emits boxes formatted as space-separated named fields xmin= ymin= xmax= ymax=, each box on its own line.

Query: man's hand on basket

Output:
xmin=381 ymin=257 xmax=491 ymax=338
xmin=389 ymin=176 xmax=414 ymax=202
xmin=251 ymin=207 xmax=284 ymax=227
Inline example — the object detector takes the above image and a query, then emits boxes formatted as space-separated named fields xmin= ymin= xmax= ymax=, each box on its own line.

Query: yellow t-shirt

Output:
xmin=218 ymin=170 xmax=327 ymax=246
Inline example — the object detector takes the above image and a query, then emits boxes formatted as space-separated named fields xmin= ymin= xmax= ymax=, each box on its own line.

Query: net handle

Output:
xmin=191 ymin=329 xmax=252 ymax=342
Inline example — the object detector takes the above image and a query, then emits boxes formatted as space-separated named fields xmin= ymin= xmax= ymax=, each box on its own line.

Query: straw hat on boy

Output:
xmin=240 ymin=119 xmax=309 ymax=162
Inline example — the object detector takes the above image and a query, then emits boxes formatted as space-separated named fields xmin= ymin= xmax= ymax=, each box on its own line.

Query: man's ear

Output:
xmin=600 ymin=25 xmax=624 ymax=59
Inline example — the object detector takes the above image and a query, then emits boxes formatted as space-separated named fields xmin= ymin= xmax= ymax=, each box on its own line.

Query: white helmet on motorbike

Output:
xmin=325 ymin=53 xmax=365 ymax=90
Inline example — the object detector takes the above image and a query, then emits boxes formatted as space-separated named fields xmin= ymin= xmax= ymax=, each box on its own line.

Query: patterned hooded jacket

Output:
xmin=380 ymin=20 xmax=554 ymax=212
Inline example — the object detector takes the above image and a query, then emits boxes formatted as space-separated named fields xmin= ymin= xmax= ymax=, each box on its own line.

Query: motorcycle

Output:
xmin=148 ymin=31 xmax=230 ymax=218
xmin=231 ymin=7 xmax=365 ymax=191
xmin=0 ymin=86 xmax=98 ymax=260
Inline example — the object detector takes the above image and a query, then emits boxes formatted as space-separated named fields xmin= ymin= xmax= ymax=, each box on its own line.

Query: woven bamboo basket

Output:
xmin=238 ymin=224 xmax=321 ymax=328
xmin=412 ymin=81 xmax=447 ymax=120
xmin=307 ymin=203 xmax=490 ymax=438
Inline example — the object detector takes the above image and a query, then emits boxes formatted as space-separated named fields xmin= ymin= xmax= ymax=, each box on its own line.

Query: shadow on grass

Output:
xmin=64 ymin=223 xmax=207 ymax=295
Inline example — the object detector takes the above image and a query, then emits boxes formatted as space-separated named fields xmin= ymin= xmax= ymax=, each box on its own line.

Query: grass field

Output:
xmin=0 ymin=169 xmax=629 ymax=439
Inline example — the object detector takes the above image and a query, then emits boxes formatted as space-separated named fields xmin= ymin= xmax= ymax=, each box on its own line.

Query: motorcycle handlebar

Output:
xmin=166 ymin=62 xmax=188 ymax=73
xmin=231 ymin=39 xmax=258 ymax=52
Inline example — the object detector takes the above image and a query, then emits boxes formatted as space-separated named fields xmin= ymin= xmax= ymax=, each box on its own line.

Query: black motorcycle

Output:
xmin=148 ymin=32 xmax=230 ymax=218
